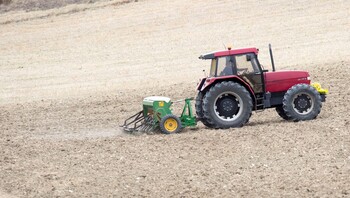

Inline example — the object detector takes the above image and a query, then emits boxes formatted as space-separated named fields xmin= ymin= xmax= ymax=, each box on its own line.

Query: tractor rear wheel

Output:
xmin=195 ymin=92 xmax=215 ymax=128
xmin=275 ymin=106 xmax=290 ymax=120
xmin=202 ymin=81 xmax=253 ymax=128
xmin=159 ymin=114 xmax=182 ymax=134
xmin=282 ymin=84 xmax=322 ymax=121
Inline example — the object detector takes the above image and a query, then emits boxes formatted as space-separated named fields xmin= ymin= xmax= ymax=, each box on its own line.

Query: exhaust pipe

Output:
xmin=269 ymin=44 xmax=276 ymax=72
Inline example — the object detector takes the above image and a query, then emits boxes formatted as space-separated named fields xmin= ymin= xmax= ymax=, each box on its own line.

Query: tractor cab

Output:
xmin=199 ymin=47 xmax=265 ymax=94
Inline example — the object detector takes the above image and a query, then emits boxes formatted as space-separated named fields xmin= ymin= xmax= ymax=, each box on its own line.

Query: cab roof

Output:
xmin=199 ymin=47 xmax=259 ymax=59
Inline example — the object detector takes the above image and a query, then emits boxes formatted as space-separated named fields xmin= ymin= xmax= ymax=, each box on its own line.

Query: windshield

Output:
xmin=209 ymin=59 xmax=217 ymax=77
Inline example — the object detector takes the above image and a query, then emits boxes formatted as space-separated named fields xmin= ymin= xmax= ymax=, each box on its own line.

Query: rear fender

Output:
xmin=196 ymin=78 xmax=206 ymax=91
xmin=199 ymin=76 xmax=256 ymax=106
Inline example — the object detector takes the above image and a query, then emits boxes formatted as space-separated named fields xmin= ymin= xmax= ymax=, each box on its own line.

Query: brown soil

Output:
xmin=0 ymin=0 xmax=349 ymax=197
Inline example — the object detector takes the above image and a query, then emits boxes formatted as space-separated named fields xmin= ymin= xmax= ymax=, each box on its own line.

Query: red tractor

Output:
xmin=196 ymin=44 xmax=328 ymax=128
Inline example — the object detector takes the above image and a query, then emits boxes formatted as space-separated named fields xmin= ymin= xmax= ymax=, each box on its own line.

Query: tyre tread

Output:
xmin=282 ymin=84 xmax=322 ymax=121
xmin=202 ymin=81 xmax=252 ymax=128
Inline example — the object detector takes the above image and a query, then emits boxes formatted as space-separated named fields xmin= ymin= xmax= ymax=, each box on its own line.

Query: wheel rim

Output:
xmin=164 ymin=118 xmax=178 ymax=132
xmin=214 ymin=91 xmax=243 ymax=121
xmin=292 ymin=92 xmax=314 ymax=115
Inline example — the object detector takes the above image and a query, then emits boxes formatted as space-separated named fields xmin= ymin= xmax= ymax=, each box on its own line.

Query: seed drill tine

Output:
xmin=143 ymin=124 xmax=152 ymax=132
xmin=120 ymin=110 xmax=145 ymax=132
xmin=142 ymin=115 xmax=154 ymax=132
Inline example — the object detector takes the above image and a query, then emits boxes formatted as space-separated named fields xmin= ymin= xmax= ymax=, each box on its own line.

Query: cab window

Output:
xmin=235 ymin=53 xmax=260 ymax=75
xmin=209 ymin=59 xmax=217 ymax=77
xmin=214 ymin=56 xmax=235 ymax=77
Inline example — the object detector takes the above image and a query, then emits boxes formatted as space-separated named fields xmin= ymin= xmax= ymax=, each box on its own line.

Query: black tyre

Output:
xmin=275 ymin=105 xmax=290 ymax=120
xmin=195 ymin=92 xmax=215 ymax=128
xmin=159 ymin=114 xmax=182 ymax=134
xmin=282 ymin=84 xmax=322 ymax=121
xmin=202 ymin=81 xmax=253 ymax=128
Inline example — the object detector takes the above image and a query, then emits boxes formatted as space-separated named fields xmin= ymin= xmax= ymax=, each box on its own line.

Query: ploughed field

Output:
xmin=0 ymin=0 xmax=349 ymax=197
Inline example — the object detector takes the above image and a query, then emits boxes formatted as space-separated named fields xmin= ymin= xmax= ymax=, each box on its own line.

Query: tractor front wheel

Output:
xmin=282 ymin=84 xmax=322 ymax=121
xmin=275 ymin=106 xmax=290 ymax=120
xmin=159 ymin=114 xmax=182 ymax=134
xmin=202 ymin=81 xmax=253 ymax=128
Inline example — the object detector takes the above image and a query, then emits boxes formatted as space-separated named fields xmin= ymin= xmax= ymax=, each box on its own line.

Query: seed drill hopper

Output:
xmin=121 ymin=96 xmax=197 ymax=134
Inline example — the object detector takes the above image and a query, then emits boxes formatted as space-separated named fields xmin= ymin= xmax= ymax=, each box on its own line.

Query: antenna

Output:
xmin=222 ymin=43 xmax=226 ymax=50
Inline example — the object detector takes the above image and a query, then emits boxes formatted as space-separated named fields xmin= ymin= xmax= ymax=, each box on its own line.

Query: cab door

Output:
xmin=234 ymin=53 xmax=264 ymax=94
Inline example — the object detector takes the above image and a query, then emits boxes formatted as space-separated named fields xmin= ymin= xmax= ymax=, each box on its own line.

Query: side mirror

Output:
xmin=246 ymin=55 xmax=251 ymax=61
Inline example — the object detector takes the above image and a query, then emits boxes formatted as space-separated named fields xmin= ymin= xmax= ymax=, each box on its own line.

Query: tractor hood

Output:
xmin=265 ymin=70 xmax=310 ymax=92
